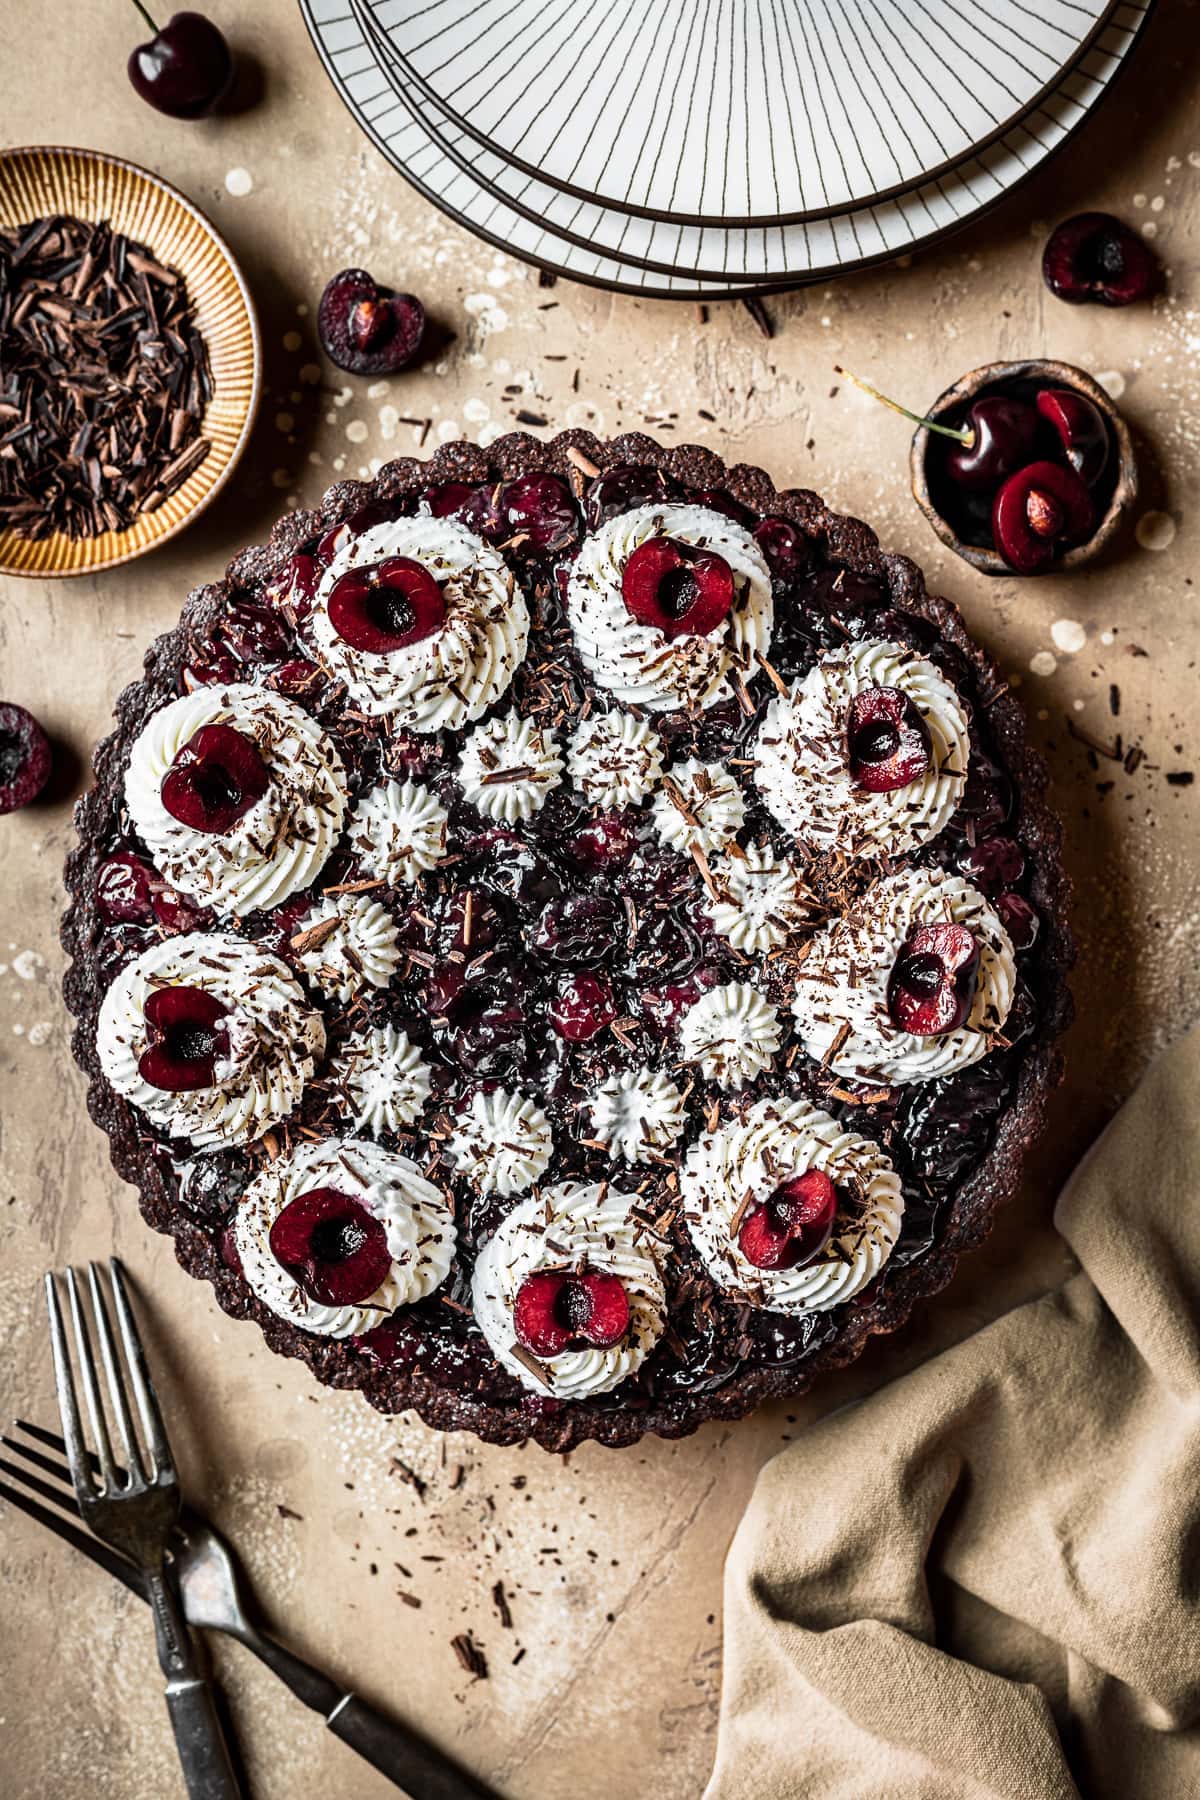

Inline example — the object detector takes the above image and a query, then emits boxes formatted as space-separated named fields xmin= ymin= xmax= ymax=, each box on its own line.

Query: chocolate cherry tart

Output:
xmin=63 ymin=431 xmax=1072 ymax=1451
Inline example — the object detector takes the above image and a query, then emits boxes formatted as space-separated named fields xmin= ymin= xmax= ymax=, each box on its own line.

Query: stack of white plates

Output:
xmin=300 ymin=0 xmax=1154 ymax=298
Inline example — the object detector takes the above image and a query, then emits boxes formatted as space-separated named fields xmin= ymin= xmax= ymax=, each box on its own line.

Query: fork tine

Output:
xmin=0 ymin=1477 xmax=145 ymax=1596
xmin=86 ymin=1262 xmax=146 ymax=1483
xmin=44 ymin=1273 xmax=96 ymax=1499
xmin=64 ymin=1268 xmax=121 ymax=1492
xmin=12 ymin=1419 xmax=102 ymax=1479
xmin=108 ymin=1259 xmax=174 ymax=1483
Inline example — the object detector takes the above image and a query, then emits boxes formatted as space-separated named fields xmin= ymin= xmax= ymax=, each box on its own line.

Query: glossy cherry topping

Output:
xmin=991 ymin=461 xmax=1094 ymax=574
xmin=888 ymin=923 xmax=980 ymax=1036
xmin=268 ymin=1186 xmax=392 ymax=1307
xmin=138 ymin=986 xmax=229 ymax=1091
xmin=500 ymin=473 xmax=578 ymax=553
xmin=327 ymin=556 xmax=445 ymax=653
xmin=621 ymin=537 xmax=734 ymax=640
xmin=514 ymin=1269 xmax=631 ymax=1356
xmin=161 ymin=723 xmax=270 ymax=834
xmin=738 ymin=1170 xmax=838 ymax=1271
xmin=549 ymin=973 xmax=617 ymax=1042
xmin=846 ymin=686 xmax=931 ymax=792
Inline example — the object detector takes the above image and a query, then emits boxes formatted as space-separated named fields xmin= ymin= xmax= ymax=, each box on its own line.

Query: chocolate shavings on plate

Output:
xmin=0 ymin=215 xmax=212 ymax=542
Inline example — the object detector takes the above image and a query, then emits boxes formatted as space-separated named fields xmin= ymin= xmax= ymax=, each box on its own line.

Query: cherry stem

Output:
xmin=130 ymin=0 xmax=159 ymax=33
xmin=834 ymin=366 xmax=973 ymax=447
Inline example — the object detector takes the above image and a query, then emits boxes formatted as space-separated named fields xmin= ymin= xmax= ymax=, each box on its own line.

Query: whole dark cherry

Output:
xmin=991 ymin=460 xmax=1094 ymax=574
xmin=97 ymin=851 xmax=209 ymax=932
xmin=514 ymin=1269 xmax=630 ymax=1356
xmin=268 ymin=1187 xmax=392 ymax=1307
xmin=261 ymin=553 xmax=321 ymax=623
xmin=1042 ymin=213 xmax=1160 ymax=307
xmin=846 ymin=687 xmax=931 ymax=792
xmin=0 ymin=702 xmax=52 ymax=815
xmin=622 ymin=538 xmax=733 ymax=639
xmin=161 ymin=723 xmax=269 ymax=834
xmin=753 ymin=516 xmax=812 ymax=582
xmin=550 ymin=973 xmax=616 ymax=1042
xmin=943 ymin=395 xmax=1040 ymax=492
xmin=318 ymin=269 xmax=425 ymax=376
xmin=888 ymin=923 xmax=980 ymax=1036
xmin=995 ymin=891 xmax=1039 ymax=952
xmin=739 ymin=1170 xmax=838 ymax=1271
xmin=957 ymin=836 xmax=1024 ymax=893
xmin=582 ymin=464 xmax=680 ymax=530
xmin=423 ymin=480 xmax=503 ymax=541
xmin=126 ymin=4 xmax=234 ymax=119
xmin=1034 ymin=388 xmax=1111 ymax=488
xmin=327 ymin=557 xmax=445 ymax=653
xmin=138 ymin=986 xmax=228 ymax=1091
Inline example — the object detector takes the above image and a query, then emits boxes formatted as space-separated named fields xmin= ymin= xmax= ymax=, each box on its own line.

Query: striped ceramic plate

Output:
xmin=0 ymin=145 xmax=260 ymax=580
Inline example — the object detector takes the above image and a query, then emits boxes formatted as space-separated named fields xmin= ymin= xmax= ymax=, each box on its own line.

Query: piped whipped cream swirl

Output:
xmin=792 ymin=868 xmax=1016 ymax=1085
xmin=706 ymin=843 xmax=810 ymax=951
xmin=294 ymin=894 xmax=401 ymax=1003
xmin=309 ymin=515 xmax=529 ymax=729
xmin=652 ymin=759 xmax=746 ymax=855
xmin=234 ymin=1136 xmax=455 ymax=1338
xmin=681 ymin=1098 xmax=904 ymax=1314
xmin=568 ymin=712 xmax=664 ymax=809
xmin=447 ymin=1088 xmax=552 ymax=1196
xmin=97 ymin=932 xmax=323 ymax=1148
xmin=326 ymin=1025 xmax=431 ymax=1136
xmin=457 ymin=711 xmax=563 ymax=823
xmin=566 ymin=504 xmax=772 ymax=712
xmin=124 ymin=684 xmax=348 ymax=914
xmin=678 ymin=983 xmax=782 ymax=1090
xmin=754 ymin=640 xmax=970 ymax=856
xmin=345 ymin=780 xmax=447 ymax=885
xmin=472 ymin=1181 xmax=668 ymax=1399
xmin=587 ymin=1068 xmax=687 ymax=1164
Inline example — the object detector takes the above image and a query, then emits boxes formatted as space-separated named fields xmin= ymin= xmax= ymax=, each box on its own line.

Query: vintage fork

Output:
xmin=46 ymin=1259 xmax=243 ymax=1800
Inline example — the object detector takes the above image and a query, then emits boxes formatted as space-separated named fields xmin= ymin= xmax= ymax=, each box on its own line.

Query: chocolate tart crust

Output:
xmin=62 ymin=430 xmax=1074 ymax=1451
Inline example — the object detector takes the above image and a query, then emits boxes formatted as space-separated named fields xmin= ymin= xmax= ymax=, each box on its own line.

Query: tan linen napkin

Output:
xmin=707 ymin=1027 xmax=1200 ymax=1800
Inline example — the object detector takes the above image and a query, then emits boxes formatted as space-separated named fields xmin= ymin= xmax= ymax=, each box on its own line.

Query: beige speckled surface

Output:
xmin=1 ymin=3 xmax=1198 ymax=1796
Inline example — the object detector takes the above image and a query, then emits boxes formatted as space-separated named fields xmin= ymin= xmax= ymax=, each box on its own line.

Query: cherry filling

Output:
xmin=327 ymin=557 xmax=446 ymax=654
xmin=268 ymin=1186 xmax=392 ymax=1307
xmin=846 ymin=686 xmax=931 ymax=793
xmin=138 ymin=986 xmax=230 ymax=1091
xmin=160 ymin=724 xmax=270 ymax=835
xmin=513 ymin=1269 xmax=631 ymax=1357
xmin=621 ymin=538 xmax=734 ymax=640
xmin=738 ymin=1169 xmax=838 ymax=1271
xmin=887 ymin=923 xmax=980 ymax=1036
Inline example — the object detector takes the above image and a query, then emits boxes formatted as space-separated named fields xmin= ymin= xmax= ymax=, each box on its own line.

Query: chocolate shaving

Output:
xmin=451 ymin=1632 xmax=489 ymax=1679
xmin=0 ymin=214 xmax=212 ymax=542
xmin=289 ymin=915 xmax=340 ymax=956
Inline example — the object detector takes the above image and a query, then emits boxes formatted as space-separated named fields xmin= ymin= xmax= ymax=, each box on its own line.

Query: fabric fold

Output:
xmin=707 ymin=1027 xmax=1200 ymax=1800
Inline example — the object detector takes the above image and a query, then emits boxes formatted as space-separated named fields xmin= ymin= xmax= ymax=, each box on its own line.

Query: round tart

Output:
xmin=63 ymin=431 xmax=1072 ymax=1451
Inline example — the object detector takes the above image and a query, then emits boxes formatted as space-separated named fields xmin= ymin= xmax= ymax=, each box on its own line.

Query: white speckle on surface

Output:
xmin=436 ymin=418 xmax=460 ymax=442
xmin=12 ymin=1023 xmax=23 ymax=1037
xmin=1143 ymin=221 xmax=1159 ymax=239
xmin=12 ymin=950 xmax=42 ymax=981
xmin=300 ymin=363 xmax=321 ymax=385
xmin=26 ymin=1021 xmax=52 ymax=1047
xmin=333 ymin=387 xmax=352 ymax=408
xmin=271 ymin=468 xmax=290 ymax=489
xmin=487 ymin=264 xmax=511 ymax=287
xmin=1073 ymin=699 xmax=1086 ymax=712
xmin=332 ymin=455 xmax=346 ymax=471
xmin=379 ymin=404 xmax=399 ymax=441
xmin=282 ymin=330 xmax=302 ymax=352
xmin=1030 ymin=650 xmax=1058 ymax=677
xmin=477 ymin=421 xmax=504 ymax=447
xmin=1101 ymin=630 xmax=1115 ymax=644
xmin=275 ymin=411 xmax=294 ymax=433
xmin=1133 ymin=192 xmax=1147 ymax=207
xmin=1096 ymin=370 xmax=1126 ymax=399
xmin=225 ymin=167 xmax=253 ymax=198
xmin=368 ymin=381 xmax=389 ymax=399
xmin=462 ymin=397 xmax=490 ymax=424
xmin=1051 ymin=619 xmax=1087 ymax=654
xmin=1151 ymin=195 xmax=1165 ymax=211
xmin=345 ymin=419 xmax=369 ymax=444
xmin=1137 ymin=510 xmax=1177 ymax=551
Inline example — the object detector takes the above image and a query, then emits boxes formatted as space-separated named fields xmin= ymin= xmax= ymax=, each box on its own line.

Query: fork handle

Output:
xmin=148 ymin=1569 xmax=244 ymax=1800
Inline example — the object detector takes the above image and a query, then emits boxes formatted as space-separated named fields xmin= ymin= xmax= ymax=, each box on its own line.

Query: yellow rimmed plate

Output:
xmin=0 ymin=145 xmax=261 ymax=579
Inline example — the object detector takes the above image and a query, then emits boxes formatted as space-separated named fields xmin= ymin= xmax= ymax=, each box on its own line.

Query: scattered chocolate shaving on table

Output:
xmin=276 ymin=1503 xmax=304 ymax=1521
xmin=451 ymin=1632 xmax=489 ymax=1679
xmin=0 ymin=215 xmax=212 ymax=541
xmin=492 ymin=1581 xmax=513 ymax=1629
xmin=389 ymin=1457 xmax=427 ymax=1498
xmin=1167 ymin=770 xmax=1194 ymax=787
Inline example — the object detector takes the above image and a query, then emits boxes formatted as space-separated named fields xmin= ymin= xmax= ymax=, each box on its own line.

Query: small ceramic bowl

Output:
xmin=909 ymin=358 xmax=1136 ymax=577
xmin=0 ymin=145 xmax=261 ymax=580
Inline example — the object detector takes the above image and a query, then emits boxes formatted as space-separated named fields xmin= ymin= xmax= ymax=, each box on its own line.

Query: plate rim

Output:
xmin=357 ymin=0 xmax=1122 ymax=229
xmin=300 ymin=0 xmax=1155 ymax=298
xmin=0 ymin=143 xmax=262 ymax=581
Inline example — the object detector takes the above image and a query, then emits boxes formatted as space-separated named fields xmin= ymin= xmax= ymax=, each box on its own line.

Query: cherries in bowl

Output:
xmin=910 ymin=360 xmax=1136 ymax=577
